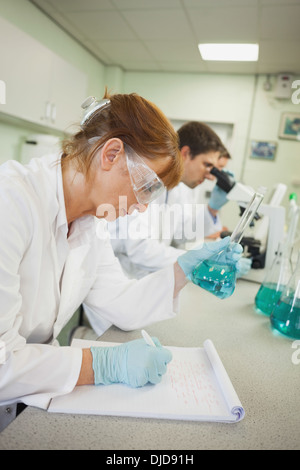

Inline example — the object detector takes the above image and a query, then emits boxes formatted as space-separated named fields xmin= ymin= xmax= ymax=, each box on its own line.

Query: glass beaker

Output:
xmin=270 ymin=251 xmax=300 ymax=339
xmin=191 ymin=192 xmax=264 ymax=299
xmin=255 ymin=242 xmax=294 ymax=316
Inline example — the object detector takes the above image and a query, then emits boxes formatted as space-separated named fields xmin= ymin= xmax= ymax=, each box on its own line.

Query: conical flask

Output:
xmin=270 ymin=251 xmax=300 ymax=339
xmin=255 ymin=242 xmax=294 ymax=316
xmin=191 ymin=192 xmax=264 ymax=299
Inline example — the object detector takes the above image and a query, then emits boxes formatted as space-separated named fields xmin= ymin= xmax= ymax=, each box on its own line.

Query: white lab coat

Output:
xmin=0 ymin=154 xmax=178 ymax=409
xmin=109 ymin=183 xmax=222 ymax=279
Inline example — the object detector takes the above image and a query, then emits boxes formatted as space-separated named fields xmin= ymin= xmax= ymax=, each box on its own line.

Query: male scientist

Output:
xmin=106 ymin=121 xmax=247 ymax=279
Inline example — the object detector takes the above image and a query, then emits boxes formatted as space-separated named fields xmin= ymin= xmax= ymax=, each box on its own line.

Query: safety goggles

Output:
xmin=81 ymin=96 xmax=110 ymax=125
xmin=125 ymin=145 xmax=165 ymax=205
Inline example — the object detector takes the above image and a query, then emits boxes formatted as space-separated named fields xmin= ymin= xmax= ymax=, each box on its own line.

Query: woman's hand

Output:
xmin=177 ymin=236 xmax=243 ymax=281
xmin=90 ymin=338 xmax=172 ymax=388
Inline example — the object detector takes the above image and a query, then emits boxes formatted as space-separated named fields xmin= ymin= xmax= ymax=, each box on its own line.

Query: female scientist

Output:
xmin=0 ymin=91 xmax=242 ymax=409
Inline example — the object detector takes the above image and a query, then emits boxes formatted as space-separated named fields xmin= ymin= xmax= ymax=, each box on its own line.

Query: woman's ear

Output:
xmin=100 ymin=138 xmax=124 ymax=171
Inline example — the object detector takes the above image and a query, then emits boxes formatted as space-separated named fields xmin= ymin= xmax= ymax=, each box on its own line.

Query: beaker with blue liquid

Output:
xmin=270 ymin=251 xmax=300 ymax=339
xmin=255 ymin=242 xmax=293 ymax=316
xmin=191 ymin=192 xmax=264 ymax=299
xmin=255 ymin=193 xmax=299 ymax=316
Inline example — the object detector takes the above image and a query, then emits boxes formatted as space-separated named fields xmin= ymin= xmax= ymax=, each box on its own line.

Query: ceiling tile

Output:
xmin=261 ymin=0 xmax=300 ymax=5
xmin=114 ymin=60 xmax=161 ymax=71
xmin=94 ymin=40 xmax=154 ymax=62
xmin=187 ymin=6 xmax=259 ymax=43
xmin=82 ymin=41 xmax=114 ymax=63
xmin=29 ymin=0 xmax=300 ymax=75
xmin=51 ymin=14 xmax=95 ymax=45
xmin=112 ymin=0 xmax=182 ymax=9
xmin=259 ymin=40 xmax=300 ymax=64
xmin=66 ymin=10 xmax=137 ymax=40
xmin=260 ymin=5 xmax=300 ymax=40
xmin=144 ymin=40 xmax=200 ymax=62
xmin=183 ymin=0 xmax=259 ymax=6
xmin=48 ymin=0 xmax=114 ymax=12
xmin=122 ymin=9 xmax=194 ymax=41
xmin=159 ymin=61 xmax=209 ymax=73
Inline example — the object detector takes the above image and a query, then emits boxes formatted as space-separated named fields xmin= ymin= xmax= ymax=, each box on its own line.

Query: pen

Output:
xmin=141 ymin=329 xmax=156 ymax=347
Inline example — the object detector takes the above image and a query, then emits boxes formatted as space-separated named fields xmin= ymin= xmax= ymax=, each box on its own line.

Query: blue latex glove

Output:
xmin=177 ymin=236 xmax=243 ymax=279
xmin=208 ymin=185 xmax=228 ymax=210
xmin=91 ymin=338 xmax=172 ymax=388
xmin=236 ymin=257 xmax=252 ymax=278
xmin=209 ymin=170 xmax=235 ymax=210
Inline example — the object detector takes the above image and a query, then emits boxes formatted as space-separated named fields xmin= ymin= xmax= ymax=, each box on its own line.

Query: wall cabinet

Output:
xmin=0 ymin=16 xmax=87 ymax=132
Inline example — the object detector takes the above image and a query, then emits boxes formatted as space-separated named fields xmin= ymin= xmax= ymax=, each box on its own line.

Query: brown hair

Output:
xmin=219 ymin=148 xmax=231 ymax=159
xmin=177 ymin=121 xmax=224 ymax=159
xmin=61 ymin=90 xmax=183 ymax=189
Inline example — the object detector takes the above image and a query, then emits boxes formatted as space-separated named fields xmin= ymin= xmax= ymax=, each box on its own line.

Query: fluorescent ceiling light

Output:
xmin=198 ymin=43 xmax=259 ymax=61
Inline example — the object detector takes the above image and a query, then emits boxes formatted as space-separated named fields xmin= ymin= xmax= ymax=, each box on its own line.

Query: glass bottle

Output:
xmin=270 ymin=251 xmax=300 ymax=339
xmin=286 ymin=193 xmax=299 ymax=248
xmin=254 ymin=242 xmax=294 ymax=316
xmin=191 ymin=192 xmax=264 ymax=299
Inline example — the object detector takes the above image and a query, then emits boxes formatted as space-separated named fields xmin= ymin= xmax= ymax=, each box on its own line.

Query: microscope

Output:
xmin=210 ymin=167 xmax=286 ymax=283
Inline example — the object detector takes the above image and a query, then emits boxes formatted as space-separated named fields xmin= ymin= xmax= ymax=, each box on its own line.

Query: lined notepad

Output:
xmin=48 ymin=339 xmax=245 ymax=423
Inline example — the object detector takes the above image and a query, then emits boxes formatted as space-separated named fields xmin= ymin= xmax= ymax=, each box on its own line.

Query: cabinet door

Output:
xmin=0 ymin=16 xmax=52 ymax=124
xmin=0 ymin=17 xmax=88 ymax=132
xmin=48 ymin=54 xmax=87 ymax=131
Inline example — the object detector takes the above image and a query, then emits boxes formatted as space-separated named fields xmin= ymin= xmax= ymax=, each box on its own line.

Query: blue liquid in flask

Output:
xmin=270 ymin=298 xmax=300 ymax=339
xmin=255 ymin=282 xmax=283 ymax=316
xmin=191 ymin=259 xmax=237 ymax=299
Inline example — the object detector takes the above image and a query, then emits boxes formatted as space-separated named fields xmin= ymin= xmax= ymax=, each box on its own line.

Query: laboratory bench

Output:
xmin=0 ymin=279 xmax=299 ymax=450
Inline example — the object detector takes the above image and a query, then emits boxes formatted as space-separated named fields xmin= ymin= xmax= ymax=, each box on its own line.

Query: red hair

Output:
xmin=61 ymin=90 xmax=183 ymax=189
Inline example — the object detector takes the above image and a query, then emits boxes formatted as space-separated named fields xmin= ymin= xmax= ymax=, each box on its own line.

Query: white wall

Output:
xmin=243 ymin=75 xmax=300 ymax=203
xmin=123 ymin=72 xmax=255 ymax=182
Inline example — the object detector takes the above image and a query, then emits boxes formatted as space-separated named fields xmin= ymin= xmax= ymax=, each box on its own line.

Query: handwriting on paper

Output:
xmin=168 ymin=357 xmax=221 ymax=413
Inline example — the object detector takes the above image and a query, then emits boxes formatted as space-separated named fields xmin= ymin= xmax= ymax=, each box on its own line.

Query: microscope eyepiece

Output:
xmin=210 ymin=167 xmax=235 ymax=193
xmin=210 ymin=167 xmax=222 ymax=178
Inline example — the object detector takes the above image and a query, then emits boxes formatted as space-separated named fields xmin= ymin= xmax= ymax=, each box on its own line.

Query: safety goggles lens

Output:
xmin=125 ymin=146 xmax=165 ymax=205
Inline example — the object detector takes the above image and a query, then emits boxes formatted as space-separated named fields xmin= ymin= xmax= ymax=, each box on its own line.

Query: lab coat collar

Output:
xmin=45 ymin=154 xmax=96 ymax=240
xmin=39 ymin=153 xmax=97 ymax=248
xmin=52 ymin=155 xmax=98 ymax=245
xmin=32 ymin=153 xmax=68 ymax=238
xmin=54 ymin=154 xmax=68 ymax=238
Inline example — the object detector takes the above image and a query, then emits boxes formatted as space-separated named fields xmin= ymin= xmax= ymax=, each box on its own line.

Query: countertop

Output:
xmin=0 ymin=279 xmax=299 ymax=450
